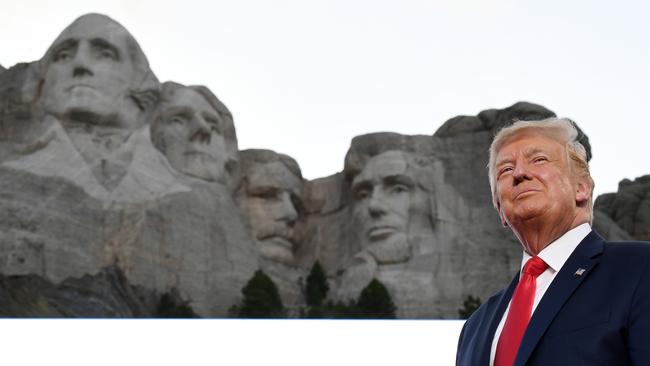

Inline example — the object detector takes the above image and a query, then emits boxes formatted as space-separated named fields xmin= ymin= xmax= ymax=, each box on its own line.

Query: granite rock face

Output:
xmin=0 ymin=13 xmax=258 ymax=317
xmin=595 ymin=175 xmax=650 ymax=241
xmin=0 ymin=265 xmax=197 ymax=317
xmin=0 ymin=13 xmax=646 ymax=318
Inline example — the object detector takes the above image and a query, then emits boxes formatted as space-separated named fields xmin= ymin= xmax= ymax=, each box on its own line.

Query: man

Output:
xmin=151 ymin=82 xmax=238 ymax=186
xmin=39 ymin=13 xmax=158 ymax=126
xmin=456 ymin=118 xmax=650 ymax=365
xmin=36 ymin=13 xmax=159 ymax=190
xmin=2 ymin=14 xmax=189 ymax=202
xmin=236 ymin=149 xmax=304 ymax=265
xmin=334 ymin=133 xmax=440 ymax=306
xmin=344 ymin=134 xmax=437 ymax=264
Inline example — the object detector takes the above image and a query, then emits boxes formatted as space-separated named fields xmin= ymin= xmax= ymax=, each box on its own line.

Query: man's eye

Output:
xmin=533 ymin=156 xmax=548 ymax=164
xmin=498 ymin=167 xmax=513 ymax=177
xmin=354 ymin=189 xmax=370 ymax=200
xmin=54 ymin=49 xmax=73 ymax=62
xmin=99 ymin=49 xmax=116 ymax=60
xmin=206 ymin=119 xmax=222 ymax=134
xmin=170 ymin=116 xmax=186 ymax=125
xmin=94 ymin=46 xmax=118 ymax=60
xmin=390 ymin=184 xmax=409 ymax=194
xmin=252 ymin=190 xmax=278 ymax=200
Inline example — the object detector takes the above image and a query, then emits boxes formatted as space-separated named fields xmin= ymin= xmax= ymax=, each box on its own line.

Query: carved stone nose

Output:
xmin=73 ymin=66 xmax=93 ymax=77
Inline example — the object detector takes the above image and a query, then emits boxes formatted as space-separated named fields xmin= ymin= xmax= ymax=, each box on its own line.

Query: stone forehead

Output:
xmin=353 ymin=150 xmax=411 ymax=182
xmin=47 ymin=14 xmax=132 ymax=54
xmin=165 ymin=87 xmax=215 ymax=113
xmin=239 ymin=149 xmax=302 ymax=178
xmin=246 ymin=161 xmax=302 ymax=191
xmin=41 ymin=13 xmax=156 ymax=86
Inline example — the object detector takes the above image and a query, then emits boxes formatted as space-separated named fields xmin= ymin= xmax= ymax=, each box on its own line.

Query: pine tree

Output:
xmin=156 ymin=290 xmax=198 ymax=318
xmin=356 ymin=279 xmax=397 ymax=319
xmin=305 ymin=261 xmax=329 ymax=307
xmin=236 ymin=270 xmax=286 ymax=318
xmin=458 ymin=295 xmax=481 ymax=319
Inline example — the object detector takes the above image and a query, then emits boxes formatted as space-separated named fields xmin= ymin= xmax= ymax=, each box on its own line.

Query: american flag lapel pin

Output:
xmin=574 ymin=268 xmax=586 ymax=276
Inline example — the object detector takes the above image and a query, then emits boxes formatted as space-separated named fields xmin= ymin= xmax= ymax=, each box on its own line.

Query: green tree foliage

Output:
xmin=458 ymin=295 xmax=482 ymax=319
xmin=305 ymin=261 xmax=329 ymax=307
xmin=356 ymin=279 xmax=397 ymax=319
xmin=301 ymin=277 xmax=398 ymax=319
xmin=156 ymin=290 xmax=198 ymax=318
xmin=234 ymin=270 xmax=286 ymax=318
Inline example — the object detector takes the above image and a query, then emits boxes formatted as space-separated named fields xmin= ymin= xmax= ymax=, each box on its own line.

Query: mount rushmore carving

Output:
xmin=0 ymin=13 xmax=644 ymax=317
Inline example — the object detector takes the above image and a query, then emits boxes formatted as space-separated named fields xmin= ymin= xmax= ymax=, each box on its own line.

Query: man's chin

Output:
xmin=182 ymin=157 xmax=224 ymax=182
xmin=258 ymin=238 xmax=295 ymax=264
xmin=508 ymin=206 xmax=549 ymax=224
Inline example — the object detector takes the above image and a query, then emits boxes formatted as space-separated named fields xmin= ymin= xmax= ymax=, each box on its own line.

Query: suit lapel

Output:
xmin=514 ymin=231 xmax=604 ymax=366
xmin=477 ymin=272 xmax=520 ymax=365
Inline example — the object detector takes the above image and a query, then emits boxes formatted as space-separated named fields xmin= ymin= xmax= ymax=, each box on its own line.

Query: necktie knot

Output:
xmin=523 ymin=256 xmax=548 ymax=278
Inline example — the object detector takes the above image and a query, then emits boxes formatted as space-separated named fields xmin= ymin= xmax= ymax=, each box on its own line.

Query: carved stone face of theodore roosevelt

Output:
xmin=237 ymin=152 xmax=303 ymax=265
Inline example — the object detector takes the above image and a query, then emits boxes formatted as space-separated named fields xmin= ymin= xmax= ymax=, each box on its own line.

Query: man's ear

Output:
xmin=575 ymin=176 xmax=592 ymax=206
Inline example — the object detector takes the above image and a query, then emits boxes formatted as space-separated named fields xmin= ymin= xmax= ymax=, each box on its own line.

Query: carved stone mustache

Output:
xmin=256 ymin=224 xmax=295 ymax=243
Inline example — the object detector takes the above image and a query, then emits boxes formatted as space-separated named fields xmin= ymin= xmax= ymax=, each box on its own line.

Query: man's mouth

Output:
xmin=367 ymin=226 xmax=398 ymax=240
xmin=184 ymin=150 xmax=216 ymax=160
xmin=262 ymin=236 xmax=294 ymax=250
xmin=514 ymin=189 xmax=539 ymax=199
xmin=66 ymin=84 xmax=96 ymax=92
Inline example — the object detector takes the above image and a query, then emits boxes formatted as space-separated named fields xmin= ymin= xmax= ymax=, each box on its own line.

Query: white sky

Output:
xmin=2 ymin=0 xmax=650 ymax=198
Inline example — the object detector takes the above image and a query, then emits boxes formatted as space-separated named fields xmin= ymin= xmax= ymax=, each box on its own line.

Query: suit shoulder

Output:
xmin=603 ymin=240 xmax=650 ymax=258
xmin=601 ymin=241 xmax=650 ymax=278
xmin=464 ymin=286 xmax=507 ymax=325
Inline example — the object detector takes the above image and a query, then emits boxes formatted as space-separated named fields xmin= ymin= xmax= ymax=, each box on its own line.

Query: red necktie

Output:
xmin=494 ymin=256 xmax=548 ymax=366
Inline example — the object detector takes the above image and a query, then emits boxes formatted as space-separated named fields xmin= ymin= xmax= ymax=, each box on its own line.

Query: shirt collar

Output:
xmin=521 ymin=223 xmax=592 ymax=274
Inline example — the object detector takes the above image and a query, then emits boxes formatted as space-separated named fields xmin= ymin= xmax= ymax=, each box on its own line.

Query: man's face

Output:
xmin=351 ymin=151 xmax=420 ymax=251
xmin=240 ymin=161 xmax=302 ymax=264
xmin=494 ymin=133 xmax=583 ymax=233
xmin=152 ymin=87 xmax=228 ymax=182
xmin=40 ymin=16 xmax=136 ymax=126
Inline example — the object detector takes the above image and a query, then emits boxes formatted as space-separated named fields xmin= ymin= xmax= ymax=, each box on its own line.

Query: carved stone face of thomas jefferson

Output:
xmin=152 ymin=86 xmax=228 ymax=182
xmin=350 ymin=150 xmax=432 ymax=263
xmin=40 ymin=14 xmax=141 ymax=128
xmin=239 ymin=159 xmax=303 ymax=265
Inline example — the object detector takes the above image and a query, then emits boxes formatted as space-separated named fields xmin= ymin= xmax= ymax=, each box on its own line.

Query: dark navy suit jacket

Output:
xmin=456 ymin=231 xmax=650 ymax=366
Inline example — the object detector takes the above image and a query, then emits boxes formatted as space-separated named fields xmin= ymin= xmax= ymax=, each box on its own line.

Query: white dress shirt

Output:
xmin=489 ymin=223 xmax=592 ymax=366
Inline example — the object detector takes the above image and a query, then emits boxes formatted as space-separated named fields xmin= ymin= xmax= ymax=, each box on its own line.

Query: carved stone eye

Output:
xmin=389 ymin=184 xmax=409 ymax=194
xmin=354 ymin=188 xmax=370 ymax=200
xmin=54 ymin=48 xmax=73 ymax=62
xmin=97 ymin=48 xmax=117 ymax=60
xmin=170 ymin=115 xmax=187 ymax=125
xmin=205 ymin=118 xmax=222 ymax=135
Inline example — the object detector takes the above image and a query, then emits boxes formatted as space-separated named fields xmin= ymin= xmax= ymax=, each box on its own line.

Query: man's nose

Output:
xmin=276 ymin=191 xmax=298 ymax=226
xmin=368 ymin=188 xmax=388 ymax=218
xmin=72 ymin=44 xmax=94 ymax=77
xmin=189 ymin=114 xmax=211 ymax=144
xmin=512 ymin=161 xmax=533 ymax=183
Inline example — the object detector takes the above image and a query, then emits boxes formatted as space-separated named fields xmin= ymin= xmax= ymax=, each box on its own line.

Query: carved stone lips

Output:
xmin=367 ymin=225 xmax=398 ymax=240
xmin=66 ymin=84 xmax=95 ymax=91
xmin=184 ymin=149 xmax=216 ymax=160
xmin=264 ymin=236 xmax=294 ymax=249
